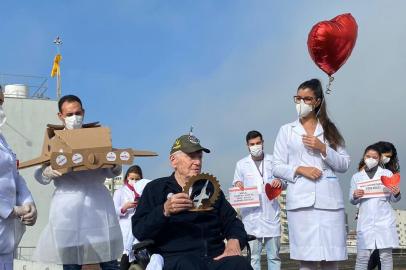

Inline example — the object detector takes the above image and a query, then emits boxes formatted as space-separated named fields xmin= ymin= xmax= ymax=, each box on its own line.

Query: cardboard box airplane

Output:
xmin=19 ymin=122 xmax=158 ymax=174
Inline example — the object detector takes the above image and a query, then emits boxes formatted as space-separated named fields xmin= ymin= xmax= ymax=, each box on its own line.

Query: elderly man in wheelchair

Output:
xmin=131 ymin=134 xmax=254 ymax=270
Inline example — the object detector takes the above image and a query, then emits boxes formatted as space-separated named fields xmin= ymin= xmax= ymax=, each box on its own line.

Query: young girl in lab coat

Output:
xmin=273 ymin=79 xmax=350 ymax=270
xmin=351 ymin=144 xmax=401 ymax=270
xmin=368 ymin=141 xmax=400 ymax=270
xmin=113 ymin=165 xmax=151 ymax=270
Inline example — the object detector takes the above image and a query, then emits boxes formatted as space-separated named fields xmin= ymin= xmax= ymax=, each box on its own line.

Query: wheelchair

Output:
xmin=128 ymin=235 xmax=257 ymax=270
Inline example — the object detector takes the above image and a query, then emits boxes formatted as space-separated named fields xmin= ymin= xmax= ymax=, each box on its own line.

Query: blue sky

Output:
xmin=1 ymin=1 xmax=406 ymax=228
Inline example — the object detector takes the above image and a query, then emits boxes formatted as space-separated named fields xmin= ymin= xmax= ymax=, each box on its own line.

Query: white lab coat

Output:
xmin=113 ymin=179 xmax=151 ymax=261
xmin=233 ymin=154 xmax=285 ymax=238
xmin=0 ymin=134 xmax=34 ymax=269
xmin=32 ymin=166 xmax=123 ymax=265
xmin=272 ymin=120 xmax=350 ymax=261
xmin=349 ymin=167 xmax=401 ymax=249
xmin=272 ymin=120 xmax=350 ymax=210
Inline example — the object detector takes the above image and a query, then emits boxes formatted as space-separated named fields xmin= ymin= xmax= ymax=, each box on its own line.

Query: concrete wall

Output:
xmin=3 ymin=97 xmax=58 ymax=250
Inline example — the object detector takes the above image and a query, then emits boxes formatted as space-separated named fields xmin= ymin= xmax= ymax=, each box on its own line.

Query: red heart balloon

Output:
xmin=381 ymin=173 xmax=401 ymax=188
xmin=265 ymin=183 xmax=282 ymax=201
xmin=307 ymin=13 xmax=358 ymax=76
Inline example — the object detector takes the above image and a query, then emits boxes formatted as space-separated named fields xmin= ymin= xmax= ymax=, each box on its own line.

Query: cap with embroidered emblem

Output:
xmin=170 ymin=134 xmax=210 ymax=155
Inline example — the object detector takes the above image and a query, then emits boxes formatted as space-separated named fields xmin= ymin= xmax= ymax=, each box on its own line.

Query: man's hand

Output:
xmin=234 ymin=181 xmax=244 ymax=190
xmin=21 ymin=203 xmax=37 ymax=226
xmin=296 ymin=166 xmax=322 ymax=181
xmin=302 ymin=135 xmax=326 ymax=156
xmin=213 ymin=239 xmax=241 ymax=261
xmin=353 ymin=189 xmax=365 ymax=199
xmin=163 ymin=193 xmax=193 ymax=217
xmin=43 ymin=165 xmax=62 ymax=179
xmin=270 ymin=179 xmax=282 ymax=188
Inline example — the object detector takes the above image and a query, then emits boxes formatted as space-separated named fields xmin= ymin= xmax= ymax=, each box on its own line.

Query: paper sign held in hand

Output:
xmin=228 ymin=187 xmax=260 ymax=209
xmin=265 ymin=183 xmax=282 ymax=201
xmin=381 ymin=173 xmax=401 ymax=189
xmin=357 ymin=179 xmax=389 ymax=198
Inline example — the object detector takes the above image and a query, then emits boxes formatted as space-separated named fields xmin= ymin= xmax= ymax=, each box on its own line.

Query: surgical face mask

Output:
xmin=249 ymin=144 xmax=263 ymax=158
xmin=128 ymin=179 xmax=136 ymax=186
xmin=0 ymin=105 xmax=6 ymax=128
xmin=64 ymin=115 xmax=83 ymax=130
xmin=295 ymin=100 xmax=313 ymax=118
xmin=382 ymin=156 xmax=391 ymax=164
xmin=364 ymin=158 xmax=379 ymax=170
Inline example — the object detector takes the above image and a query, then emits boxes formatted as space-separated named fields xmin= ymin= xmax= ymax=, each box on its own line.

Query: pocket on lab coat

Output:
xmin=244 ymin=174 xmax=256 ymax=187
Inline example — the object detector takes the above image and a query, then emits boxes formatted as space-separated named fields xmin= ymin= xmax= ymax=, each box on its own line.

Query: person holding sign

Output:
xmin=233 ymin=130 xmax=284 ymax=270
xmin=350 ymin=144 xmax=401 ymax=270
xmin=367 ymin=141 xmax=400 ymax=270
xmin=272 ymin=79 xmax=350 ymax=270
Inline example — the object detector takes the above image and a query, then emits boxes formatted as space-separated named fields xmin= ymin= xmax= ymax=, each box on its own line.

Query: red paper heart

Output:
xmin=307 ymin=13 xmax=358 ymax=76
xmin=265 ymin=183 xmax=282 ymax=201
xmin=381 ymin=173 xmax=401 ymax=188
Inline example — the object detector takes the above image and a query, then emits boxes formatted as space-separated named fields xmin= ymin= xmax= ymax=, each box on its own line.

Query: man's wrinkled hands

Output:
xmin=213 ymin=239 xmax=241 ymax=261
xmin=163 ymin=193 xmax=193 ymax=217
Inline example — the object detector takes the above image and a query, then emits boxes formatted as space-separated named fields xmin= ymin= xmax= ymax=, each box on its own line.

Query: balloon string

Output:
xmin=326 ymin=76 xmax=334 ymax=94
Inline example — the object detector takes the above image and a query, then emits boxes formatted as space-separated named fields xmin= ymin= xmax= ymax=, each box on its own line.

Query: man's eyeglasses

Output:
xmin=293 ymin=96 xmax=316 ymax=105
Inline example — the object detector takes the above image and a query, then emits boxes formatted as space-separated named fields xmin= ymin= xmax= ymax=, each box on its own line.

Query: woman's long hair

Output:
xmin=373 ymin=141 xmax=400 ymax=173
xmin=298 ymin=79 xmax=345 ymax=150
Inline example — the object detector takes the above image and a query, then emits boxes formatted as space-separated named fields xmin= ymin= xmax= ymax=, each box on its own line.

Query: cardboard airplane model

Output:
xmin=19 ymin=122 xmax=158 ymax=174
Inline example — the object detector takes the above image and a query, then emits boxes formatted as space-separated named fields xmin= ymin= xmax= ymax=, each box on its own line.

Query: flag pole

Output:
xmin=53 ymin=36 xmax=63 ymax=98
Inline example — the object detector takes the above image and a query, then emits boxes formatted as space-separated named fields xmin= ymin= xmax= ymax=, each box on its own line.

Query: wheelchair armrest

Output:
xmin=247 ymin=234 xmax=256 ymax=242
xmin=132 ymin=239 xmax=155 ymax=252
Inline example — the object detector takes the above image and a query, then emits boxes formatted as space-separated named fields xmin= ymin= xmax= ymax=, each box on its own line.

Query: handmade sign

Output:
xmin=357 ymin=178 xmax=390 ymax=198
xmin=228 ymin=186 xmax=260 ymax=209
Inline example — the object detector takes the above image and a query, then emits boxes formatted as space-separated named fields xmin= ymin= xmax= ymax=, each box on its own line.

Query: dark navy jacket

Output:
xmin=132 ymin=173 xmax=248 ymax=259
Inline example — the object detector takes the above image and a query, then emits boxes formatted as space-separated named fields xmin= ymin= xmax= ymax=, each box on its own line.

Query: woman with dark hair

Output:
xmin=350 ymin=144 xmax=401 ymax=270
xmin=375 ymin=141 xmax=400 ymax=174
xmin=113 ymin=165 xmax=151 ymax=270
xmin=273 ymin=79 xmax=350 ymax=270
xmin=367 ymin=141 xmax=400 ymax=270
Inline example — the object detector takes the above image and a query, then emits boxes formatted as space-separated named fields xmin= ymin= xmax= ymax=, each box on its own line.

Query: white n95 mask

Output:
xmin=0 ymin=105 xmax=7 ymax=128
xmin=296 ymin=100 xmax=313 ymax=118
xmin=364 ymin=158 xmax=379 ymax=170
xmin=382 ymin=156 xmax=390 ymax=164
xmin=249 ymin=145 xmax=263 ymax=158
xmin=64 ymin=115 xmax=83 ymax=130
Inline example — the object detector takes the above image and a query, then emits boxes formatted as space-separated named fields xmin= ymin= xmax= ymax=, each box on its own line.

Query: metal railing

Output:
xmin=0 ymin=73 xmax=49 ymax=98
xmin=15 ymin=246 xmax=36 ymax=261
